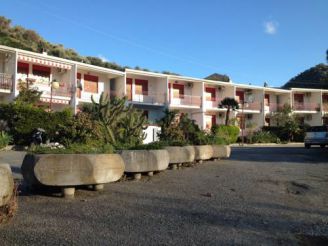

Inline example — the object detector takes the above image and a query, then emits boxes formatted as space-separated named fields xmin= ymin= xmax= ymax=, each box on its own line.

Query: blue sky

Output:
xmin=1 ymin=0 xmax=327 ymax=87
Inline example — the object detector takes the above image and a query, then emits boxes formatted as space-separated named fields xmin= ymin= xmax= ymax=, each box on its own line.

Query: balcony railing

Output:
xmin=204 ymin=99 xmax=220 ymax=108
xmin=292 ymin=103 xmax=320 ymax=111
xmin=264 ymin=103 xmax=284 ymax=112
xmin=0 ymin=73 xmax=13 ymax=91
xmin=131 ymin=92 xmax=166 ymax=105
xmin=169 ymin=95 xmax=202 ymax=107
xmin=238 ymin=101 xmax=261 ymax=110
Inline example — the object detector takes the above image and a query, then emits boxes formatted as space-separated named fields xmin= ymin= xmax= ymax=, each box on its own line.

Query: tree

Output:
xmin=271 ymin=104 xmax=301 ymax=141
xmin=219 ymin=98 xmax=239 ymax=125
xmin=15 ymin=82 xmax=42 ymax=105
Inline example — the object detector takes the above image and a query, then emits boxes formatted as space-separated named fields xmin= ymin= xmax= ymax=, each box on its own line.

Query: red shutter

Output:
xmin=84 ymin=74 xmax=98 ymax=93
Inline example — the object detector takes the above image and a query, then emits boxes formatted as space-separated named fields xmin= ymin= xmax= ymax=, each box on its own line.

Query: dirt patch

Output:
xmin=286 ymin=181 xmax=310 ymax=195
xmin=296 ymin=234 xmax=328 ymax=246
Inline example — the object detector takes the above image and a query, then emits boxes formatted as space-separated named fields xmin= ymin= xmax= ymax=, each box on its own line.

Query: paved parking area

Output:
xmin=0 ymin=146 xmax=328 ymax=245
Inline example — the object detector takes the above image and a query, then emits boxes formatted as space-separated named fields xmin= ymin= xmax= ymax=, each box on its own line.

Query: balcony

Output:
xmin=169 ymin=95 xmax=202 ymax=108
xmin=322 ymin=103 xmax=328 ymax=112
xmin=292 ymin=103 xmax=320 ymax=112
xmin=204 ymin=99 xmax=220 ymax=109
xmin=130 ymin=92 xmax=166 ymax=105
xmin=264 ymin=103 xmax=284 ymax=112
xmin=0 ymin=73 xmax=13 ymax=92
xmin=238 ymin=101 xmax=261 ymax=111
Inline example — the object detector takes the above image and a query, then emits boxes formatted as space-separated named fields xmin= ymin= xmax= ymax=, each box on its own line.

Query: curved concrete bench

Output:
xmin=120 ymin=149 xmax=169 ymax=179
xmin=194 ymin=145 xmax=214 ymax=163
xmin=0 ymin=164 xmax=14 ymax=207
xmin=21 ymin=154 xmax=125 ymax=198
xmin=165 ymin=146 xmax=195 ymax=169
xmin=211 ymin=145 xmax=231 ymax=159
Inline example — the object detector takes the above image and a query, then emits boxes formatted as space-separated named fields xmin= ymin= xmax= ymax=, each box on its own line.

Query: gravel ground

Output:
xmin=0 ymin=146 xmax=328 ymax=245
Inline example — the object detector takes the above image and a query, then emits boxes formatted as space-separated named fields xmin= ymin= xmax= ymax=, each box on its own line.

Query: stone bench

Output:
xmin=194 ymin=145 xmax=214 ymax=163
xmin=0 ymin=164 xmax=14 ymax=207
xmin=165 ymin=146 xmax=195 ymax=169
xmin=21 ymin=154 xmax=125 ymax=198
xmin=211 ymin=145 xmax=231 ymax=160
xmin=120 ymin=149 xmax=169 ymax=179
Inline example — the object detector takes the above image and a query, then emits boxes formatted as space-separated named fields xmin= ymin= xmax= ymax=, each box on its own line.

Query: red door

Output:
xmin=236 ymin=91 xmax=244 ymax=103
xmin=264 ymin=94 xmax=270 ymax=106
xmin=211 ymin=115 xmax=217 ymax=126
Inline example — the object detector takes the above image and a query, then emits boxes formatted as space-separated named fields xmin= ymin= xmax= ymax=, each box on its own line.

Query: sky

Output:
xmin=1 ymin=0 xmax=327 ymax=87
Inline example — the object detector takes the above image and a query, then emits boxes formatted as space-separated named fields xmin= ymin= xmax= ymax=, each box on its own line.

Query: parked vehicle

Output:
xmin=304 ymin=126 xmax=328 ymax=148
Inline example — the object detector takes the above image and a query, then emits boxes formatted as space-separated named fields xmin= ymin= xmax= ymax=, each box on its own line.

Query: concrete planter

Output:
xmin=120 ymin=149 xmax=169 ymax=179
xmin=21 ymin=154 xmax=125 ymax=198
xmin=194 ymin=145 xmax=214 ymax=163
xmin=0 ymin=164 xmax=14 ymax=207
xmin=211 ymin=145 xmax=231 ymax=159
xmin=165 ymin=146 xmax=195 ymax=169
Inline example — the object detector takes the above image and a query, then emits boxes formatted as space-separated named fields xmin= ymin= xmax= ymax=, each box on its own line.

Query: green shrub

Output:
xmin=56 ymin=112 xmax=103 ymax=146
xmin=0 ymin=103 xmax=72 ymax=145
xmin=29 ymin=142 xmax=114 ymax=154
xmin=251 ymin=131 xmax=280 ymax=144
xmin=0 ymin=131 xmax=12 ymax=149
xmin=129 ymin=141 xmax=165 ymax=150
xmin=211 ymin=125 xmax=240 ymax=144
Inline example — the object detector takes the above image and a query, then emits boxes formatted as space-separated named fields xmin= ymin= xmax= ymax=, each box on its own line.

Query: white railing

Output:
xmin=169 ymin=94 xmax=202 ymax=107
xmin=131 ymin=92 xmax=166 ymax=105
xmin=204 ymin=99 xmax=220 ymax=108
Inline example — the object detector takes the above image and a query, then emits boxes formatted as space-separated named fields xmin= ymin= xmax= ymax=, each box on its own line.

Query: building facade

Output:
xmin=0 ymin=45 xmax=326 ymax=138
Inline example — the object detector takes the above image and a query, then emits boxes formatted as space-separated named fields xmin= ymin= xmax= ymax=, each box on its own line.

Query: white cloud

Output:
xmin=98 ymin=54 xmax=108 ymax=62
xmin=264 ymin=21 xmax=278 ymax=35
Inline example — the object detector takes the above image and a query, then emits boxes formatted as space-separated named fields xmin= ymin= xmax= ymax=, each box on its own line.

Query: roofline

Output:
xmin=290 ymin=88 xmax=323 ymax=92
xmin=0 ymin=45 xmax=124 ymax=76
xmin=125 ymin=69 xmax=168 ymax=78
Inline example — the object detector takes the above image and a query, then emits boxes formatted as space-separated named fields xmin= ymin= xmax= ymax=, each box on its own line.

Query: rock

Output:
xmin=120 ymin=149 xmax=169 ymax=173
xmin=194 ymin=145 xmax=214 ymax=161
xmin=211 ymin=145 xmax=231 ymax=159
xmin=165 ymin=146 xmax=195 ymax=164
xmin=21 ymin=154 xmax=125 ymax=187
xmin=0 ymin=164 xmax=14 ymax=207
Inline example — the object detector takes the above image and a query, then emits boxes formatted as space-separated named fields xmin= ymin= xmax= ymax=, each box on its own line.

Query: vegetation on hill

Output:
xmin=283 ymin=64 xmax=328 ymax=89
xmin=205 ymin=73 xmax=230 ymax=82
xmin=0 ymin=16 xmax=179 ymax=74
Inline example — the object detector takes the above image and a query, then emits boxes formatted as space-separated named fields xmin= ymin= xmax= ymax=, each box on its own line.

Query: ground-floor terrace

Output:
xmin=1 ymin=146 xmax=327 ymax=245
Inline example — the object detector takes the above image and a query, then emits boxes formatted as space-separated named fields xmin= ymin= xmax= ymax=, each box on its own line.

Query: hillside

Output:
xmin=283 ymin=63 xmax=328 ymax=89
xmin=0 ymin=16 xmax=179 ymax=74
xmin=205 ymin=73 xmax=230 ymax=82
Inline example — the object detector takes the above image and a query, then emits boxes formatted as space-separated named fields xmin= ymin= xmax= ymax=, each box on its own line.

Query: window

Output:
xmin=205 ymin=87 xmax=216 ymax=101
xmin=323 ymin=94 xmax=328 ymax=103
xmin=143 ymin=110 xmax=149 ymax=119
xmin=172 ymin=84 xmax=184 ymax=99
xmin=84 ymin=74 xmax=98 ymax=93
xmin=126 ymin=78 xmax=132 ymax=100
xmin=76 ymin=73 xmax=81 ymax=98
xmin=32 ymin=65 xmax=50 ymax=78
xmin=135 ymin=79 xmax=148 ymax=95
xmin=294 ymin=93 xmax=304 ymax=103
xmin=18 ymin=62 xmax=29 ymax=75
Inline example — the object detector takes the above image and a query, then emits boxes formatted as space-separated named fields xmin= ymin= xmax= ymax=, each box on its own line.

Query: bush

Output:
xmin=56 ymin=112 xmax=103 ymax=146
xmin=211 ymin=125 xmax=240 ymax=145
xmin=29 ymin=142 xmax=114 ymax=154
xmin=0 ymin=131 xmax=12 ymax=149
xmin=251 ymin=131 xmax=280 ymax=144
xmin=0 ymin=103 xmax=72 ymax=145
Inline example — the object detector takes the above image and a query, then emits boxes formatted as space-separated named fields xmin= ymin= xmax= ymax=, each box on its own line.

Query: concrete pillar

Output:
xmin=171 ymin=164 xmax=178 ymax=170
xmin=93 ymin=184 xmax=104 ymax=191
xmin=147 ymin=171 xmax=153 ymax=177
xmin=134 ymin=173 xmax=141 ymax=180
xmin=62 ymin=187 xmax=75 ymax=198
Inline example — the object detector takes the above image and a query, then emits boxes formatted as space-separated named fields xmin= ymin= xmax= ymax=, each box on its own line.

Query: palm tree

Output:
xmin=219 ymin=97 xmax=239 ymax=125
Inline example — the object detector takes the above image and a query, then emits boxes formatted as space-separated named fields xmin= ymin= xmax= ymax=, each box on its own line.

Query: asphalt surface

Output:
xmin=0 ymin=146 xmax=328 ymax=245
